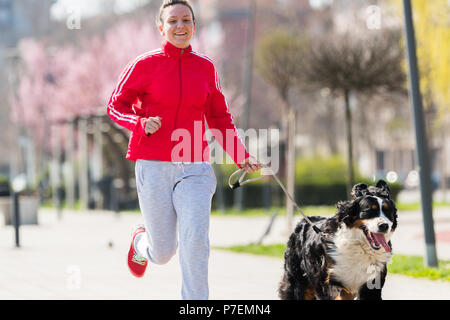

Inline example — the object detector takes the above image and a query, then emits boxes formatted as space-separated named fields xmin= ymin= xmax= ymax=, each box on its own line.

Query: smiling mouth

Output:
xmin=360 ymin=225 xmax=391 ymax=252
xmin=174 ymin=32 xmax=187 ymax=36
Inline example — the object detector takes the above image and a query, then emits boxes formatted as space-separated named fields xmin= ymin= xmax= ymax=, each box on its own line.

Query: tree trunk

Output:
xmin=213 ymin=163 xmax=226 ymax=211
xmin=106 ymin=123 xmax=132 ymax=195
xmin=51 ymin=125 xmax=63 ymax=218
xmin=78 ymin=118 xmax=89 ymax=210
xmin=92 ymin=117 xmax=104 ymax=209
xmin=344 ymin=90 xmax=354 ymax=198
xmin=51 ymin=125 xmax=61 ymax=210
xmin=286 ymin=108 xmax=296 ymax=234
xmin=65 ymin=120 xmax=76 ymax=210
xmin=233 ymin=0 xmax=256 ymax=212
xmin=441 ymin=123 xmax=448 ymax=202
xmin=324 ymin=96 xmax=339 ymax=154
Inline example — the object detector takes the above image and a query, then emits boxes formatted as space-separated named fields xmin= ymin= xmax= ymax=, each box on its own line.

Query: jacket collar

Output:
xmin=162 ymin=40 xmax=192 ymax=58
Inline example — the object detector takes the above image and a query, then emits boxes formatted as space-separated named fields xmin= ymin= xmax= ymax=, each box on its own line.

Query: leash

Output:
xmin=228 ymin=165 xmax=323 ymax=235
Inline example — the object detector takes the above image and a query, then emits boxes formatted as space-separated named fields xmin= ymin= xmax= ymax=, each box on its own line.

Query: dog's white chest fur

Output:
xmin=329 ymin=225 xmax=392 ymax=295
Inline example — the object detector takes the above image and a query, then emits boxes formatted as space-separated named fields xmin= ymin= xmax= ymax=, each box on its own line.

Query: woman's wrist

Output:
xmin=239 ymin=156 xmax=262 ymax=173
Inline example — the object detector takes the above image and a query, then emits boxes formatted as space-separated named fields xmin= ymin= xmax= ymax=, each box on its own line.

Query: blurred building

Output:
xmin=0 ymin=0 xmax=55 ymax=179
xmin=0 ymin=0 xmax=55 ymax=47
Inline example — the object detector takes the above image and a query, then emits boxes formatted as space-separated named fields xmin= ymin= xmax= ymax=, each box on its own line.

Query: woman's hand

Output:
xmin=240 ymin=156 xmax=262 ymax=173
xmin=144 ymin=116 xmax=162 ymax=135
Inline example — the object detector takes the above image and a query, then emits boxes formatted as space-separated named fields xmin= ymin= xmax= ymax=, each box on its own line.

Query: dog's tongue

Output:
xmin=372 ymin=233 xmax=390 ymax=252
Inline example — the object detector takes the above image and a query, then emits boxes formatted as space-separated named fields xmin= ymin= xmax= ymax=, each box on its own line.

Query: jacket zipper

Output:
xmin=171 ymin=49 xmax=184 ymax=153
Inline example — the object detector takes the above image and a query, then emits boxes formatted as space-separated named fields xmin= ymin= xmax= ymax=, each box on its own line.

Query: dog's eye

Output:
xmin=383 ymin=203 xmax=389 ymax=210
xmin=371 ymin=204 xmax=378 ymax=210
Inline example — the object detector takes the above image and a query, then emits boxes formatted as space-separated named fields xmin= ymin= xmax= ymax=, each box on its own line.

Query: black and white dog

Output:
xmin=279 ymin=180 xmax=398 ymax=300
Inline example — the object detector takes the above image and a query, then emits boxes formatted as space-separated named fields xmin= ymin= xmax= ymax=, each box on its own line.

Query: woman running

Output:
xmin=107 ymin=0 xmax=261 ymax=300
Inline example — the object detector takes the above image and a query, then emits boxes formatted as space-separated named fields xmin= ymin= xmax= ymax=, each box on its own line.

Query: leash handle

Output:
xmin=228 ymin=165 xmax=323 ymax=235
xmin=228 ymin=168 xmax=265 ymax=189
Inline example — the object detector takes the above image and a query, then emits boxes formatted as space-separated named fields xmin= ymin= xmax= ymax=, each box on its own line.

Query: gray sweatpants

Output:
xmin=134 ymin=160 xmax=217 ymax=300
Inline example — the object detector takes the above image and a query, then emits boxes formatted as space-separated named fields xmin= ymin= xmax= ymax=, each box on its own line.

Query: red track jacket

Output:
xmin=107 ymin=40 xmax=249 ymax=166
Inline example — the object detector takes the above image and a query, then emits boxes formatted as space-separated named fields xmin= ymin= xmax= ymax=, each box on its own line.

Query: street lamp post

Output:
xmin=233 ymin=0 xmax=256 ymax=211
xmin=402 ymin=0 xmax=438 ymax=267
xmin=12 ymin=191 xmax=20 ymax=248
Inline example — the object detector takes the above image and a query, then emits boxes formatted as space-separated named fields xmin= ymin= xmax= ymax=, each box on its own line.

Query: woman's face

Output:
xmin=159 ymin=4 xmax=195 ymax=49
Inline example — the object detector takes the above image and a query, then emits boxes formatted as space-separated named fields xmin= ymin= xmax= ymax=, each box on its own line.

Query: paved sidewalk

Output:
xmin=0 ymin=208 xmax=449 ymax=300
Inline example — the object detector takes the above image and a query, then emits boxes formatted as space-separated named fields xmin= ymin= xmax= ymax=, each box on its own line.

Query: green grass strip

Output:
xmin=388 ymin=254 xmax=450 ymax=281
xmin=41 ymin=202 xmax=450 ymax=216
xmin=215 ymin=243 xmax=287 ymax=258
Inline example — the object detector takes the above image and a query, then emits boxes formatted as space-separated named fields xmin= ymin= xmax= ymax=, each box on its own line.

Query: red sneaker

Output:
xmin=127 ymin=225 xmax=148 ymax=278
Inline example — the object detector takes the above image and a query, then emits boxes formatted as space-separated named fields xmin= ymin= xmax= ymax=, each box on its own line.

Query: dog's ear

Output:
xmin=336 ymin=200 xmax=360 ymax=226
xmin=351 ymin=183 xmax=368 ymax=198
xmin=376 ymin=179 xmax=391 ymax=196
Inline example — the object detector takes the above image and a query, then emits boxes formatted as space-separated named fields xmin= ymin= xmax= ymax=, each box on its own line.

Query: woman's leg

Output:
xmin=135 ymin=160 xmax=178 ymax=264
xmin=172 ymin=163 xmax=217 ymax=300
